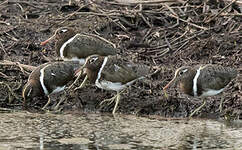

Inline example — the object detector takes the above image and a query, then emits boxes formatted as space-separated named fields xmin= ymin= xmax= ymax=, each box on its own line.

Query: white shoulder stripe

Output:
xmin=40 ymin=65 xmax=50 ymax=95
xmin=95 ymin=57 xmax=108 ymax=87
xmin=60 ymin=34 xmax=78 ymax=59
xmin=193 ymin=67 xmax=201 ymax=96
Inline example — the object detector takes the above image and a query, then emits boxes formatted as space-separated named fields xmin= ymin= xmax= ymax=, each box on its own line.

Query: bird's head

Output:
xmin=163 ymin=66 xmax=192 ymax=90
xmin=40 ymin=27 xmax=75 ymax=45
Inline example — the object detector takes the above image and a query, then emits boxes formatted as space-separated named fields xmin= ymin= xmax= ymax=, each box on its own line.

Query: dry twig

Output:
xmin=0 ymin=82 xmax=20 ymax=103
xmin=106 ymin=0 xmax=184 ymax=6
xmin=0 ymin=60 xmax=36 ymax=73
xmin=167 ymin=14 xmax=208 ymax=30
xmin=205 ymin=0 xmax=238 ymax=23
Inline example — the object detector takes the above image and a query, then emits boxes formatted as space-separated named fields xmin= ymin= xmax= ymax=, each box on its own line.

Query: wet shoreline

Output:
xmin=0 ymin=111 xmax=242 ymax=149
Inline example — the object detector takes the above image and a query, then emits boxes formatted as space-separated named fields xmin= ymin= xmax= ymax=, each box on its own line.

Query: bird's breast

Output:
xmin=179 ymin=81 xmax=194 ymax=96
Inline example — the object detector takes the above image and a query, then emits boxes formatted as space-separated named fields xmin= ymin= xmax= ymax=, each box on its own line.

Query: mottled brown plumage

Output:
xmin=164 ymin=65 xmax=237 ymax=97
xmin=163 ymin=64 xmax=237 ymax=117
xmin=84 ymin=55 xmax=150 ymax=86
xmin=82 ymin=54 xmax=151 ymax=115
xmin=196 ymin=65 xmax=237 ymax=93
xmin=22 ymin=61 xmax=81 ymax=109
xmin=41 ymin=27 xmax=117 ymax=63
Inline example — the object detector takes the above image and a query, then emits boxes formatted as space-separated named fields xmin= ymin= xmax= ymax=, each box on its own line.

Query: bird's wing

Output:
xmin=43 ymin=62 xmax=75 ymax=90
xmin=65 ymin=34 xmax=117 ymax=58
xmin=29 ymin=63 xmax=50 ymax=81
xmin=197 ymin=65 xmax=237 ymax=90
xmin=100 ymin=56 xmax=150 ymax=84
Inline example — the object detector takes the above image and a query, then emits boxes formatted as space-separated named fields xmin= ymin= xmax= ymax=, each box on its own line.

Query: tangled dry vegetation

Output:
xmin=0 ymin=0 xmax=241 ymax=118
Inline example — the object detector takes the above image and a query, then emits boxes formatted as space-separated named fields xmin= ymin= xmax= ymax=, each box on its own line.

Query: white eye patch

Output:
xmin=61 ymin=29 xmax=68 ymax=33
xmin=90 ymin=57 xmax=98 ymax=63
xmin=182 ymin=69 xmax=188 ymax=73
xmin=176 ymin=68 xmax=188 ymax=76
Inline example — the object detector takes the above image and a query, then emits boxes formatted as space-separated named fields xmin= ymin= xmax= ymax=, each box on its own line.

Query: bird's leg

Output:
xmin=74 ymin=75 xmax=88 ymax=91
xmin=99 ymin=94 xmax=118 ymax=107
xmin=53 ymin=93 xmax=66 ymax=111
xmin=68 ymin=69 xmax=83 ymax=90
xmin=99 ymin=90 xmax=125 ymax=115
xmin=189 ymin=99 xmax=206 ymax=118
xmin=112 ymin=91 xmax=121 ymax=115
xmin=42 ymin=96 xmax=51 ymax=110
xmin=163 ymin=90 xmax=168 ymax=98
xmin=218 ymin=97 xmax=224 ymax=113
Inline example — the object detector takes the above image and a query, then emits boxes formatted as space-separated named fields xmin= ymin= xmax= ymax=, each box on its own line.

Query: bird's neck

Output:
xmin=30 ymin=79 xmax=41 ymax=88
xmin=179 ymin=69 xmax=197 ymax=96
xmin=85 ymin=68 xmax=99 ymax=83
xmin=55 ymin=34 xmax=75 ymax=56
xmin=29 ymin=79 xmax=44 ymax=96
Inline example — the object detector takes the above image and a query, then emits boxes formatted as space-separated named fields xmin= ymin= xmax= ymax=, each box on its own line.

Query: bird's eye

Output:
xmin=59 ymin=29 xmax=68 ymax=34
xmin=179 ymin=69 xmax=188 ymax=76
xmin=89 ymin=57 xmax=98 ymax=63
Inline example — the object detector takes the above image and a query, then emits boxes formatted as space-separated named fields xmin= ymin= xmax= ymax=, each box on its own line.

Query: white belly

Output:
xmin=96 ymin=80 xmax=127 ymax=91
xmin=51 ymin=86 xmax=66 ymax=94
xmin=96 ymin=79 xmax=138 ymax=92
xmin=200 ymin=88 xmax=224 ymax=97
xmin=94 ymin=56 xmax=140 ymax=92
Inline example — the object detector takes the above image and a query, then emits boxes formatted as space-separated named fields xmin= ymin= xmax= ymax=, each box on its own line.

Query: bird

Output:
xmin=163 ymin=64 xmax=237 ymax=117
xmin=22 ymin=61 xmax=82 ymax=110
xmin=40 ymin=27 xmax=117 ymax=64
xmin=40 ymin=27 xmax=118 ymax=89
xmin=79 ymin=54 xmax=151 ymax=115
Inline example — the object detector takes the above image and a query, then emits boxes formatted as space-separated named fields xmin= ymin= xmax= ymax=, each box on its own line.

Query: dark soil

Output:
xmin=0 ymin=0 xmax=241 ymax=118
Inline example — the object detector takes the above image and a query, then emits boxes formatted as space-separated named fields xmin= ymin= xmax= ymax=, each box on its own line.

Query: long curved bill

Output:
xmin=163 ymin=77 xmax=176 ymax=98
xmin=163 ymin=78 xmax=176 ymax=90
xmin=40 ymin=34 xmax=56 ymax=46
xmin=22 ymin=95 xmax=27 ymax=108
xmin=74 ymin=66 xmax=84 ymax=77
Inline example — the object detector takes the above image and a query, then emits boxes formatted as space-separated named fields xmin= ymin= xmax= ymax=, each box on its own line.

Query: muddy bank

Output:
xmin=0 ymin=0 xmax=241 ymax=118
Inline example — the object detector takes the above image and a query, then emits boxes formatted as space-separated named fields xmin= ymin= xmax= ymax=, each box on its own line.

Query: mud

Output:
xmin=0 ymin=0 xmax=241 ymax=118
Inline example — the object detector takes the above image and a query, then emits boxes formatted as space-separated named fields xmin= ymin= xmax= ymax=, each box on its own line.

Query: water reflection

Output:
xmin=0 ymin=112 xmax=242 ymax=149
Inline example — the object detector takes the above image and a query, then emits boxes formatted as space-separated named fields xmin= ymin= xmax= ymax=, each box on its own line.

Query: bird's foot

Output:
xmin=52 ymin=107 xmax=63 ymax=114
xmin=217 ymin=98 xmax=224 ymax=113
xmin=41 ymin=95 xmax=52 ymax=111
xmin=41 ymin=101 xmax=50 ymax=110
xmin=216 ymin=105 xmax=223 ymax=113
xmin=99 ymin=95 xmax=118 ymax=107
xmin=74 ymin=75 xmax=88 ymax=91
xmin=189 ymin=99 xmax=206 ymax=118
xmin=41 ymin=107 xmax=50 ymax=113
xmin=53 ymin=93 xmax=67 ymax=111
xmin=68 ymin=69 xmax=83 ymax=90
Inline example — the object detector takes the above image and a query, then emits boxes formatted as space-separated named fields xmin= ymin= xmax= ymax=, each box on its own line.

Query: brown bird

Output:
xmin=22 ymin=61 xmax=81 ymax=110
xmin=163 ymin=64 xmax=237 ymax=117
xmin=79 ymin=54 xmax=151 ymax=115
xmin=40 ymin=27 xmax=117 ymax=64
xmin=40 ymin=27 xmax=118 ymax=89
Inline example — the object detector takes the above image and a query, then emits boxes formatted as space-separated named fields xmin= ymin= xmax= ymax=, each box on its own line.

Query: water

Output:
xmin=0 ymin=111 xmax=242 ymax=150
